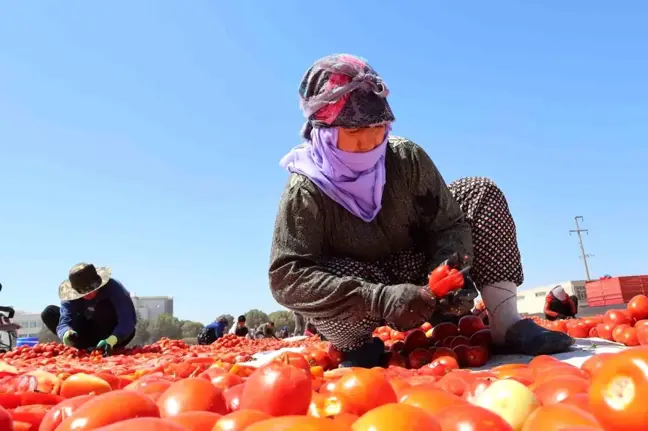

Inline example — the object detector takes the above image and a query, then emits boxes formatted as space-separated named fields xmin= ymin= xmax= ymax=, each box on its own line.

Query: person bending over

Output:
xmin=41 ymin=263 xmax=136 ymax=355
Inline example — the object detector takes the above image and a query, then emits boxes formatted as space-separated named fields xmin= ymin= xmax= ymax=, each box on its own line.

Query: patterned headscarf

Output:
xmin=298 ymin=54 xmax=395 ymax=140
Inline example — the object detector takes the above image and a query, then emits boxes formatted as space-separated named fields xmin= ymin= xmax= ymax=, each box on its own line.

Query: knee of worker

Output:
xmin=451 ymin=176 xmax=508 ymax=202
xmin=41 ymin=305 xmax=60 ymax=331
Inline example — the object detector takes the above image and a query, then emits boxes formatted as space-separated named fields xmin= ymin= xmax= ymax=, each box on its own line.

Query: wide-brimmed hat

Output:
xmin=58 ymin=263 xmax=111 ymax=301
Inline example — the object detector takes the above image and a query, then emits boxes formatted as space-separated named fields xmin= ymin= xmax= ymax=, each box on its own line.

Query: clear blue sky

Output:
xmin=1 ymin=2 xmax=646 ymax=323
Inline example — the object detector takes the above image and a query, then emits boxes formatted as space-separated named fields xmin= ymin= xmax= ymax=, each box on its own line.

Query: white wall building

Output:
xmin=516 ymin=280 xmax=588 ymax=315
xmin=11 ymin=311 xmax=44 ymax=338
xmin=131 ymin=295 xmax=174 ymax=320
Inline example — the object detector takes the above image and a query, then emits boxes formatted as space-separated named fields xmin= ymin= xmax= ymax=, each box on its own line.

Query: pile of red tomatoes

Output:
xmin=532 ymin=294 xmax=648 ymax=347
xmin=373 ymin=315 xmax=491 ymax=369
xmin=2 ymin=295 xmax=648 ymax=430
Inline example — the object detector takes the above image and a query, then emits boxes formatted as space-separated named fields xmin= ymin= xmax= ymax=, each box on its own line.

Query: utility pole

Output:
xmin=569 ymin=216 xmax=593 ymax=281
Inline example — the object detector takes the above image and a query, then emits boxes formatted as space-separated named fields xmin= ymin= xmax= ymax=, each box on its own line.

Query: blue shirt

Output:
xmin=57 ymin=278 xmax=136 ymax=341
xmin=205 ymin=320 xmax=227 ymax=338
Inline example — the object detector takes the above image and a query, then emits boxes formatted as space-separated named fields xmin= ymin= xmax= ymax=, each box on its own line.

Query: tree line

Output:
xmin=36 ymin=309 xmax=296 ymax=346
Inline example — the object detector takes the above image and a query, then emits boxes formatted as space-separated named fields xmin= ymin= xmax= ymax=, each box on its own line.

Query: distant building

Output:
xmin=130 ymin=295 xmax=174 ymax=320
xmin=516 ymin=280 xmax=588 ymax=315
xmin=11 ymin=311 xmax=43 ymax=338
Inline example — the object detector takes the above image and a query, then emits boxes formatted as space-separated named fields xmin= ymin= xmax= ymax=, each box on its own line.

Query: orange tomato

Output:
xmin=399 ymin=385 xmax=467 ymax=414
xmin=521 ymin=404 xmax=602 ymax=431
xmin=213 ymin=409 xmax=272 ymax=431
xmin=331 ymin=368 xmax=397 ymax=415
xmin=352 ymin=403 xmax=441 ymax=431
xmin=589 ymin=347 xmax=648 ymax=430
xmin=157 ymin=378 xmax=228 ymax=417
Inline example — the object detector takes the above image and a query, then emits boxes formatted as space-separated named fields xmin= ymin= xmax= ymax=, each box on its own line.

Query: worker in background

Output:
xmin=41 ymin=263 xmax=137 ymax=355
xmin=228 ymin=315 xmax=249 ymax=337
xmin=293 ymin=311 xmax=306 ymax=337
xmin=198 ymin=316 xmax=228 ymax=345
xmin=544 ymin=286 xmax=577 ymax=321
xmin=254 ymin=321 xmax=278 ymax=339
xmin=304 ymin=322 xmax=319 ymax=337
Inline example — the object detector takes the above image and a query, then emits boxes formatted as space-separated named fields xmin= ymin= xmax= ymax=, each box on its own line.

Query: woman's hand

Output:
xmin=377 ymin=284 xmax=436 ymax=330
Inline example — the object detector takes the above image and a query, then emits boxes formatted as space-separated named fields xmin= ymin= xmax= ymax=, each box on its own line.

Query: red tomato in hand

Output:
xmin=56 ymin=390 xmax=160 ymax=431
xmin=157 ymin=378 xmax=228 ymax=417
xmin=240 ymin=363 xmax=313 ymax=417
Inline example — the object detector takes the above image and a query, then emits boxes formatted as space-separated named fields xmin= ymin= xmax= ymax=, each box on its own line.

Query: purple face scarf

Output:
xmin=280 ymin=127 xmax=389 ymax=222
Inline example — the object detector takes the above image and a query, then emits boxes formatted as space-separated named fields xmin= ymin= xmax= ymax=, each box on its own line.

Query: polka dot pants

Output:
xmin=313 ymin=177 xmax=524 ymax=352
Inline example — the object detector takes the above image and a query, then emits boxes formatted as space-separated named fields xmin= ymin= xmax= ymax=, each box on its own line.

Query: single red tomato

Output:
xmin=429 ymin=323 xmax=458 ymax=343
xmin=604 ymin=310 xmax=632 ymax=326
xmin=243 ymin=415 xmax=335 ymax=431
xmin=521 ymin=404 xmax=602 ymax=431
xmin=612 ymin=324 xmax=630 ymax=343
xmin=400 ymin=385 xmax=468 ymax=414
xmin=164 ymin=411 xmax=221 ymax=431
xmin=589 ymin=347 xmax=648 ymax=430
xmin=240 ymin=363 xmax=313 ymax=416
xmin=619 ymin=327 xmax=640 ymax=346
xmin=458 ymin=315 xmax=486 ymax=337
xmin=331 ymin=368 xmax=397 ymax=415
xmin=595 ymin=323 xmax=615 ymax=341
xmin=39 ymin=394 xmax=94 ymax=431
xmin=568 ymin=322 xmax=590 ymax=338
xmin=157 ymin=378 xmax=228 ymax=417
xmin=580 ymin=353 xmax=614 ymax=378
xmin=352 ymin=403 xmax=441 ymax=431
xmin=223 ymin=383 xmax=244 ymax=412
xmin=0 ymin=405 xmax=12 ymax=431
xmin=0 ymin=394 xmax=20 ymax=409
xmin=436 ymin=404 xmax=513 ymax=431
xmin=85 ymin=417 xmax=185 ymax=431
xmin=56 ymin=390 xmax=160 ymax=431
xmin=212 ymin=409 xmax=271 ymax=431
xmin=627 ymin=295 xmax=648 ymax=321
xmin=60 ymin=373 xmax=112 ymax=399
xmin=533 ymin=376 xmax=590 ymax=405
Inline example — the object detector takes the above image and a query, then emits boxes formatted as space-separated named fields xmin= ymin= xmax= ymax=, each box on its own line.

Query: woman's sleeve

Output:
xmin=269 ymin=177 xmax=382 ymax=321
xmin=410 ymin=143 xmax=474 ymax=270
xmin=544 ymin=297 xmax=559 ymax=318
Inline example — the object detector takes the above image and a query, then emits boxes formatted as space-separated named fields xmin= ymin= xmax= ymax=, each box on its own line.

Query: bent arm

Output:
xmin=408 ymin=142 xmax=473 ymax=270
xmin=269 ymin=177 xmax=383 ymax=321
xmin=566 ymin=296 xmax=577 ymax=315
xmin=106 ymin=280 xmax=136 ymax=341
xmin=544 ymin=297 xmax=559 ymax=318
xmin=57 ymin=301 xmax=80 ymax=339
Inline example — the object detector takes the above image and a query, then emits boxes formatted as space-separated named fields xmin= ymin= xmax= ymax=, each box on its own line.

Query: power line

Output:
xmin=569 ymin=216 xmax=593 ymax=281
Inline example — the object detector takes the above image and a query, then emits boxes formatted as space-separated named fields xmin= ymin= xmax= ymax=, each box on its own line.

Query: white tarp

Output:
xmin=246 ymin=337 xmax=626 ymax=369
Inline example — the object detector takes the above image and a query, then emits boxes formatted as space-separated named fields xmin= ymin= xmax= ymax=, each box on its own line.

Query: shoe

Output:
xmin=501 ymin=319 xmax=575 ymax=356
xmin=339 ymin=338 xmax=386 ymax=368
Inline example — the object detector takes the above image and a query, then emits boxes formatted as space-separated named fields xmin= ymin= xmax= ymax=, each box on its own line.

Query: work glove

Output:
xmin=372 ymin=284 xmax=436 ymax=330
xmin=428 ymin=253 xmax=477 ymax=317
xmin=62 ymin=330 xmax=77 ymax=347
xmin=96 ymin=335 xmax=118 ymax=355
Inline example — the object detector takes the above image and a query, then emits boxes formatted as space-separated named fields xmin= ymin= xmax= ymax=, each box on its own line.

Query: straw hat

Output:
xmin=58 ymin=263 xmax=112 ymax=301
